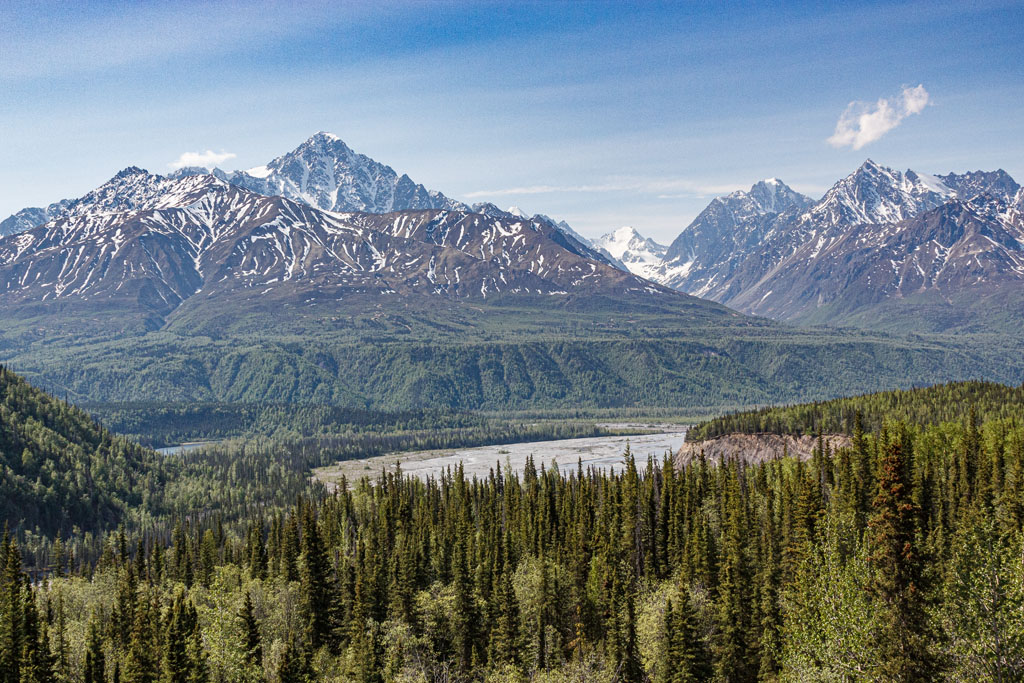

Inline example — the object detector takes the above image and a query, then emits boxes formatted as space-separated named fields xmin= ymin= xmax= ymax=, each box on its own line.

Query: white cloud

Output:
xmin=168 ymin=150 xmax=236 ymax=170
xmin=827 ymin=84 xmax=930 ymax=150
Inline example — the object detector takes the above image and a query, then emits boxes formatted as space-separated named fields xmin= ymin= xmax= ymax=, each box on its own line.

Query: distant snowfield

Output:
xmin=313 ymin=424 xmax=688 ymax=488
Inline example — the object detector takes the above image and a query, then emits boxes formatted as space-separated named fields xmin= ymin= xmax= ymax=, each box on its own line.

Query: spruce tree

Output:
xmin=714 ymin=462 xmax=756 ymax=682
xmin=18 ymin=579 xmax=55 ymax=683
xmin=299 ymin=508 xmax=333 ymax=650
xmin=240 ymin=592 xmax=262 ymax=667
xmin=198 ymin=529 xmax=217 ymax=588
xmin=123 ymin=589 xmax=160 ymax=683
xmin=866 ymin=438 xmax=935 ymax=680
xmin=0 ymin=534 xmax=23 ymax=683
xmin=276 ymin=639 xmax=313 ymax=683
xmin=665 ymin=589 xmax=710 ymax=683
xmin=282 ymin=515 xmax=300 ymax=583
xmin=84 ymin=616 xmax=106 ymax=683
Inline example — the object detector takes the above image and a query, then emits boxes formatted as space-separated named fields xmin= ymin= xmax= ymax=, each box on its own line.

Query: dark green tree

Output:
xmin=866 ymin=439 xmax=935 ymax=680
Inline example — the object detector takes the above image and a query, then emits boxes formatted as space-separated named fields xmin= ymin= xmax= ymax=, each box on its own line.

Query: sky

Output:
xmin=2 ymin=0 xmax=1022 ymax=243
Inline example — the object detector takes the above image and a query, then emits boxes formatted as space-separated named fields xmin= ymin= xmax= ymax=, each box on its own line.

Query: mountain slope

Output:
xmin=592 ymin=227 xmax=667 ymax=280
xmin=467 ymin=202 xmax=627 ymax=270
xmin=0 ymin=364 xmax=165 ymax=537
xmin=0 ymin=167 xmax=730 ymax=342
xmin=657 ymin=178 xmax=814 ymax=296
xmin=654 ymin=162 xmax=1024 ymax=332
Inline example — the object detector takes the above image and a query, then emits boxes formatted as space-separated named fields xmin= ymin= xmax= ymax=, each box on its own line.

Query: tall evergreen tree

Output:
xmin=240 ymin=592 xmax=262 ymax=668
xmin=714 ymin=463 xmax=756 ymax=682
xmin=84 ymin=616 xmax=106 ymax=683
xmin=866 ymin=439 xmax=935 ymax=680
xmin=123 ymin=589 xmax=160 ymax=683
xmin=299 ymin=508 xmax=333 ymax=650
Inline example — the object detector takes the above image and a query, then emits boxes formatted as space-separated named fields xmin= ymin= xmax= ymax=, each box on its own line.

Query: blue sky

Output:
xmin=2 ymin=0 xmax=1022 ymax=243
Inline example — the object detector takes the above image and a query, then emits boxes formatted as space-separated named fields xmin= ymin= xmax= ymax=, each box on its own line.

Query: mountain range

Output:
xmin=9 ymin=134 xmax=1020 ymax=336
xmin=582 ymin=162 xmax=1024 ymax=333
xmin=1 ymin=133 xmax=1023 ymax=409
xmin=0 ymin=132 xmax=465 ymax=237
xmin=0 ymin=164 xmax=679 ymax=341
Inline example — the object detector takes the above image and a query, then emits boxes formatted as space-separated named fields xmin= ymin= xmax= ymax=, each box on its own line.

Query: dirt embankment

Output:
xmin=676 ymin=432 xmax=852 ymax=467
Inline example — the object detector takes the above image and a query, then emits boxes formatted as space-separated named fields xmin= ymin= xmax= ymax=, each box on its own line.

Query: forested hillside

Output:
xmin=84 ymin=401 xmax=634 ymax=449
xmin=0 ymin=365 xmax=323 ymax=555
xmin=689 ymin=379 xmax=1024 ymax=440
xmin=0 ymin=366 xmax=641 ymax=555
xmin=10 ymin=319 xmax=1024 ymax=415
xmin=2 ymin=395 xmax=1023 ymax=681
xmin=0 ymin=364 xmax=167 ymax=538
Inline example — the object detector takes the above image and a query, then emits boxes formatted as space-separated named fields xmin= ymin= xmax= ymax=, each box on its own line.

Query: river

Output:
xmin=313 ymin=424 xmax=688 ymax=488
xmin=155 ymin=441 xmax=221 ymax=456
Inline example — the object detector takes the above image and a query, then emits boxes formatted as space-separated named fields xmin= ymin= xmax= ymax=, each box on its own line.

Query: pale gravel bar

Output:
xmin=313 ymin=425 xmax=688 ymax=488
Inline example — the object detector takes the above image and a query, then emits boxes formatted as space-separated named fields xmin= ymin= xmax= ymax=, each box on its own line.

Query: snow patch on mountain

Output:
xmin=222 ymin=132 xmax=468 ymax=214
xmin=646 ymin=160 xmax=1024 ymax=329
xmin=592 ymin=227 xmax=666 ymax=279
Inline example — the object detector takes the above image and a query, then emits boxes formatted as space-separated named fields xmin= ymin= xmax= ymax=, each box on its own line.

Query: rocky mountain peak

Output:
xmin=114 ymin=166 xmax=149 ymax=179
xmin=938 ymin=169 xmax=1021 ymax=203
xmin=746 ymin=177 xmax=811 ymax=213
xmin=807 ymin=159 xmax=955 ymax=227
xmin=223 ymin=133 xmax=466 ymax=214
xmin=592 ymin=226 xmax=666 ymax=280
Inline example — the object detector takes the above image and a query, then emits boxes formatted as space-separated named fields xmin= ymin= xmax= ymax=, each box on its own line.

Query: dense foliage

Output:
xmin=83 ymin=402 xmax=480 ymax=447
xmin=2 ymin=403 xmax=1023 ymax=681
xmin=0 ymin=365 xmax=168 ymax=540
xmin=0 ymin=365 xmax=323 ymax=554
xmin=7 ymin=308 xmax=1024 ymax=412
xmin=689 ymin=379 xmax=1024 ymax=440
xmin=83 ymin=402 xmax=632 ymax=450
xmin=0 ymin=364 xmax=642 ymax=555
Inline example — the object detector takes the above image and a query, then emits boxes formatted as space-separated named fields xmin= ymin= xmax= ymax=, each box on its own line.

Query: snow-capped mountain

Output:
xmin=1 ymin=207 xmax=57 ymax=237
xmin=0 ymin=200 xmax=77 ymax=237
xmin=650 ymin=161 xmax=1024 ymax=332
xmin=0 ymin=133 xmax=466 ymax=237
xmin=592 ymin=227 xmax=666 ymax=280
xmin=467 ymin=203 xmax=622 ymax=269
xmin=221 ymin=132 xmax=467 ymax=214
xmin=657 ymin=178 xmax=814 ymax=295
xmin=811 ymin=161 xmax=952 ymax=225
xmin=0 ymin=167 xmax=701 ymax=335
xmin=2 ymin=134 xmax=624 ymax=279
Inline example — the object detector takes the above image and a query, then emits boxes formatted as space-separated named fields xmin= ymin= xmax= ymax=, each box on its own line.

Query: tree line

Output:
xmin=2 ymin=406 xmax=1023 ymax=680
xmin=1 ymin=362 xmax=643 ymax=559
xmin=688 ymin=379 xmax=1024 ymax=440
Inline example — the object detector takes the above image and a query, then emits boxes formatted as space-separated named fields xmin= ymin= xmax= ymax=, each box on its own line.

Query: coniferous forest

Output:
xmin=5 ymin=4 xmax=1024 ymax=681
xmin=2 ymin=365 xmax=1024 ymax=681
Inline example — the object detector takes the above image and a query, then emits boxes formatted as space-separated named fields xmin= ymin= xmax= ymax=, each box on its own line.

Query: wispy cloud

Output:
xmin=169 ymin=150 xmax=236 ymax=170
xmin=464 ymin=178 xmax=743 ymax=200
xmin=827 ymin=85 xmax=930 ymax=150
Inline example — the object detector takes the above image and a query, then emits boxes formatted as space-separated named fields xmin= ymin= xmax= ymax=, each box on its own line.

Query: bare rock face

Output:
xmin=676 ymin=432 xmax=852 ymax=467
